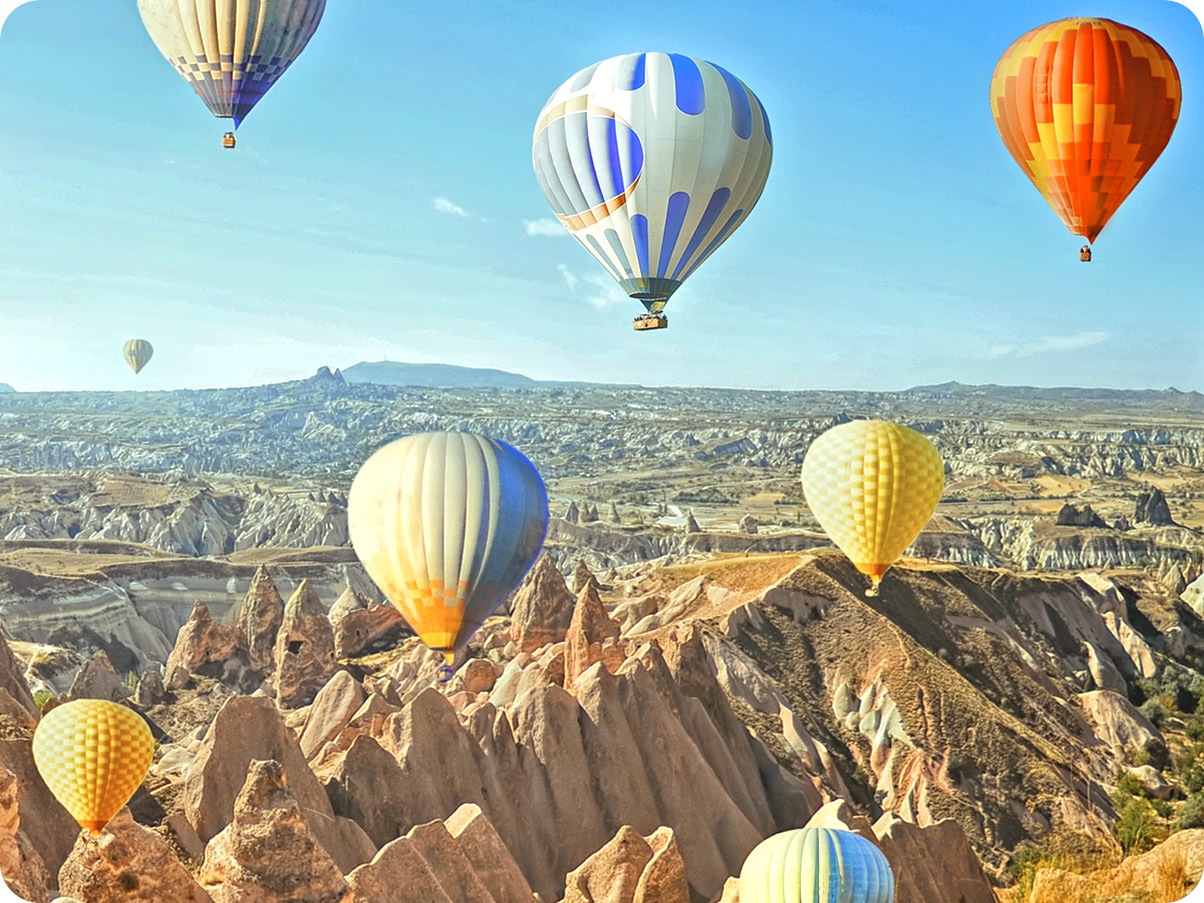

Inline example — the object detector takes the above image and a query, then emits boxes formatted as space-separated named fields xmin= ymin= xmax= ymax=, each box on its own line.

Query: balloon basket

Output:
xmin=223 ymin=132 xmax=236 ymax=149
xmin=634 ymin=313 xmax=668 ymax=331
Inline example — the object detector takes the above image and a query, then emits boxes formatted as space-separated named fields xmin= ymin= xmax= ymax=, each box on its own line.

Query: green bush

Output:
xmin=1115 ymin=798 xmax=1162 ymax=855
xmin=1180 ymin=793 xmax=1204 ymax=829
xmin=1186 ymin=767 xmax=1204 ymax=795
xmin=1139 ymin=698 xmax=1168 ymax=728
xmin=1112 ymin=770 xmax=1147 ymax=804
xmin=1186 ymin=717 xmax=1204 ymax=742
xmin=31 ymin=689 xmax=53 ymax=710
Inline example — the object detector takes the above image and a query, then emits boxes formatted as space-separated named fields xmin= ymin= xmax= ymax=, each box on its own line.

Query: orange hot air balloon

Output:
xmin=990 ymin=18 xmax=1181 ymax=257
xmin=32 ymin=699 xmax=155 ymax=835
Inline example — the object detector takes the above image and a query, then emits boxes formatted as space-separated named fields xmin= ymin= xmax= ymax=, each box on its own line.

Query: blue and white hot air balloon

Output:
xmin=347 ymin=432 xmax=549 ymax=682
xmin=138 ymin=0 xmax=326 ymax=148
xmin=739 ymin=803 xmax=895 ymax=903
xmin=533 ymin=52 xmax=773 ymax=331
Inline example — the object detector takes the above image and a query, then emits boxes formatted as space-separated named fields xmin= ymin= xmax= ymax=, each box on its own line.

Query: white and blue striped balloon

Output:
xmin=533 ymin=52 xmax=773 ymax=315
xmin=739 ymin=826 xmax=895 ymax=903
xmin=347 ymin=432 xmax=549 ymax=664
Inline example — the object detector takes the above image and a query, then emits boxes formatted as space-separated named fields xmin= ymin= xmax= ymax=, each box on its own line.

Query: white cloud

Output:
xmin=524 ymin=218 xmax=568 ymax=237
xmin=988 ymin=331 xmax=1108 ymax=359
xmin=432 ymin=196 xmax=469 ymax=217
xmin=556 ymin=267 xmax=628 ymax=310
xmin=581 ymin=273 xmax=629 ymax=310
xmin=557 ymin=264 xmax=578 ymax=293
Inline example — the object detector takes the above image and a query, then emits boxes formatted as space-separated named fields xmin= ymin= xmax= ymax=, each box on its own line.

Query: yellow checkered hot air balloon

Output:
xmin=123 ymin=339 xmax=153 ymax=375
xmin=32 ymin=699 xmax=156 ymax=836
xmin=801 ymin=420 xmax=944 ymax=597
xmin=990 ymin=18 xmax=1181 ymax=259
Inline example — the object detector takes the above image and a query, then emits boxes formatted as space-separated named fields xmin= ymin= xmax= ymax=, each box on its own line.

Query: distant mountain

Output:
xmin=0 ymin=383 xmax=13 ymax=393
xmin=904 ymin=381 xmax=1204 ymax=410
xmin=341 ymin=361 xmax=538 ymax=389
xmin=340 ymin=361 xmax=636 ymax=390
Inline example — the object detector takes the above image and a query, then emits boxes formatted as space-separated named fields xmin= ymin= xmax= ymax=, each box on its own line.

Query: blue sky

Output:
xmin=0 ymin=0 xmax=1201 ymax=393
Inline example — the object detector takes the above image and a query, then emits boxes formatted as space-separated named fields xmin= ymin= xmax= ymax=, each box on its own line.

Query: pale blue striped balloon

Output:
xmin=533 ymin=52 xmax=773 ymax=316
xmin=739 ymin=827 xmax=895 ymax=903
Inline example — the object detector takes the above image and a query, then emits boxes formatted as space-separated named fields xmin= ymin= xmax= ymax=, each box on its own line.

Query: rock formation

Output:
xmin=67 ymin=650 xmax=129 ymax=702
xmin=0 ymin=759 xmax=51 ymax=903
xmin=237 ymin=565 xmax=285 ymax=673
xmin=274 ymin=580 xmax=337 ymax=708
xmin=738 ymin=514 xmax=758 ymax=535
xmin=134 ymin=668 xmax=165 ymax=707
xmin=0 ymin=634 xmax=39 ymax=721
xmin=562 ymin=825 xmax=689 ymax=903
xmin=564 ymin=579 xmax=625 ymax=686
xmin=182 ymin=695 xmax=374 ymax=873
xmin=565 ymin=501 xmax=580 ymax=524
xmin=345 ymin=804 xmax=536 ymax=903
xmin=872 ymin=814 xmax=997 ymax=903
xmin=58 ymin=809 xmax=212 ymax=903
xmin=328 ymin=586 xmax=407 ymax=659
xmin=1135 ymin=487 xmax=1175 ymax=525
xmin=322 ymin=631 xmax=802 ymax=901
xmin=200 ymin=759 xmax=351 ymax=903
xmin=1028 ymin=829 xmax=1203 ymax=903
xmin=1055 ymin=503 xmax=1109 ymax=528
xmin=299 ymin=670 xmax=367 ymax=759
xmin=164 ymin=603 xmax=249 ymax=689
xmin=571 ymin=559 xmax=596 ymax=595
xmin=510 ymin=553 xmax=577 ymax=653
xmin=685 ymin=510 xmax=701 ymax=533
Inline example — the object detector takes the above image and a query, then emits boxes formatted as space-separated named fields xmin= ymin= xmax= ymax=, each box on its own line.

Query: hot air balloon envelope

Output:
xmin=347 ymin=432 xmax=549 ymax=663
xmin=137 ymin=0 xmax=326 ymax=130
xmin=801 ymin=420 xmax=944 ymax=595
xmin=739 ymin=826 xmax=895 ymax=903
xmin=123 ymin=339 xmax=153 ymax=375
xmin=990 ymin=18 xmax=1180 ymax=246
xmin=32 ymin=699 xmax=155 ymax=836
xmin=533 ymin=52 xmax=773 ymax=321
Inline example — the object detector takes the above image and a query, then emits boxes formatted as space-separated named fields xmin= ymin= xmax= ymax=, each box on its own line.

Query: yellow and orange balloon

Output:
xmin=990 ymin=18 xmax=1181 ymax=253
xmin=32 ymin=699 xmax=155 ymax=836
xmin=801 ymin=420 xmax=944 ymax=596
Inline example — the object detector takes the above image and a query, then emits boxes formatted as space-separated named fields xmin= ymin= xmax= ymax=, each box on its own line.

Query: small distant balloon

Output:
xmin=137 ymin=0 xmax=326 ymax=147
xmin=990 ymin=18 xmax=1181 ymax=255
xmin=347 ymin=432 xmax=549 ymax=679
xmin=123 ymin=339 xmax=153 ymax=375
xmin=739 ymin=825 xmax=895 ymax=903
xmin=32 ymin=699 xmax=156 ymax=836
xmin=801 ymin=420 xmax=944 ymax=596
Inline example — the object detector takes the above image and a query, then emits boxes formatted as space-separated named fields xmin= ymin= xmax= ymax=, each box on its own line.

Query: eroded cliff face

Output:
xmin=0 ymin=477 xmax=347 ymax=557
xmin=4 ymin=548 xmax=1203 ymax=903
xmin=0 ymin=551 xmax=379 ymax=680
xmin=703 ymin=555 xmax=1204 ymax=869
